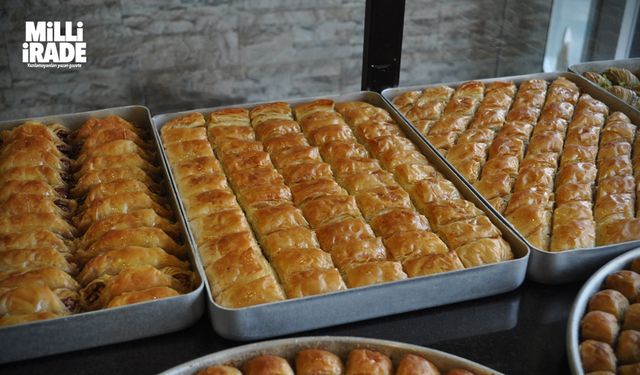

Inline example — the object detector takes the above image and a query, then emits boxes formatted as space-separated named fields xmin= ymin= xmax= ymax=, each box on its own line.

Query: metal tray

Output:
xmin=382 ymin=72 xmax=640 ymax=284
xmin=0 ymin=106 xmax=205 ymax=364
xmin=159 ymin=336 xmax=502 ymax=374
xmin=152 ymin=91 xmax=529 ymax=341
xmin=566 ymin=247 xmax=640 ymax=375
xmin=569 ymin=58 xmax=640 ymax=116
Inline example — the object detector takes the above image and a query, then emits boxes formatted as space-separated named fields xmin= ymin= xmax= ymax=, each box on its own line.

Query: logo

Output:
xmin=23 ymin=21 xmax=86 ymax=69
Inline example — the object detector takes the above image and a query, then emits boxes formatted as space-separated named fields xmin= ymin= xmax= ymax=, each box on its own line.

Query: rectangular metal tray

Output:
xmin=0 ymin=106 xmax=205 ymax=364
xmin=569 ymin=58 xmax=640 ymax=116
xmin=151 ymin=91 xmax=530 ymax=341
xmin=382 ymin=72 xmax=640 ymax=284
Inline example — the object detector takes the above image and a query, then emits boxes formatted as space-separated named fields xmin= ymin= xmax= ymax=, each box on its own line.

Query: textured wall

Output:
xmin=0 ymin=0 xmax=551 ymax=120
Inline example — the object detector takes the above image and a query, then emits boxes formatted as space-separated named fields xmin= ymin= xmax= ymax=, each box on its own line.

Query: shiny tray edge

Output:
xmin=0 ymin=105 xmax=205 ymax=364
xmin=152 ymin=91 xmax=529 ymax=340
xmin=566 ymin=247 xmax=640 ymax=375
xmin=159 ymin=336 xmax=503 ymax=375
xmin=381 ymin=72 xmax=640 ymax=283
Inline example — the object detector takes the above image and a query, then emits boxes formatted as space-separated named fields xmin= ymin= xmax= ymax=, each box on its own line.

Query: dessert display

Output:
xmin=582 ymin=67 xmax=640 ymax=110
xmin=393 ymin=77 xmax=640 ymax=251
xmin=0 ymin=116 xmax=195 ymax=326
xmin=160 ymin=99 xmax=514 ymax=308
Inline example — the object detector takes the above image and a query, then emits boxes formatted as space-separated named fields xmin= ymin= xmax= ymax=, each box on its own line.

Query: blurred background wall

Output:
xmin=0 ymin=0 xmax=552 ymax=120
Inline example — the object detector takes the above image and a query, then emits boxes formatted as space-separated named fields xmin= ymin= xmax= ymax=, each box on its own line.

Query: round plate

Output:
xmin=566 ymin=247 xmax=640 ymax=375
xmin=160 ymin=336 xmax=502 ymax=374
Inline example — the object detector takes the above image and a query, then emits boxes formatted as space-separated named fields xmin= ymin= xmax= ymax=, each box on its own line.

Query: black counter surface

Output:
xmin=0 ymin=279 xmax=582 ymax=374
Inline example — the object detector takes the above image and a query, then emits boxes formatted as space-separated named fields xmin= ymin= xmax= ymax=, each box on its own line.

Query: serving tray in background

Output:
xmin=382 ymin=72 xmax=640 ymax=284
xmin=159 ymin=336 xmax=502 ymax=375
xmin=152 ymin=91 xmax=529 ymax=341
xmin=0 ymin=106 xmax=205 ymax=364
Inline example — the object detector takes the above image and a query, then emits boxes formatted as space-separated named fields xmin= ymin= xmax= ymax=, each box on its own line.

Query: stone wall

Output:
xmin=0 ymin=0 xmax=552 ymax=120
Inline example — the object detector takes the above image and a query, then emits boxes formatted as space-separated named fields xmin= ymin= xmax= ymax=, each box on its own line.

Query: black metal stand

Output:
xmin=361 ymin=0 xmax=406 ymax=92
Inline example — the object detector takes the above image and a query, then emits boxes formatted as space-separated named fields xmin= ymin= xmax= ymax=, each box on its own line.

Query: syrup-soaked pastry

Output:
xmin=74 ymin=116 xmax=141 ymax=143
xmin=340 ymin=170 xmax=399 ymax=195
xmin=175 ymin=174 xmax=230 ymax=199
xmin=0 ymin=284 xmax=70 ymax=315
xmin=446 ymin=142 xmax=488 ymax=183
xmin=1 ymin=121 xmax=67 ymax=145
xmin=597 ymin=158 xmax=633 ymax=180
xmin=392 ymin=163 xmax=440 ymax=190
xmin=281 ymin=162 xmax=333 ymax=185
xmin=296 ymin=349 xmax=344 ymax=375
xmin=315 ymin=218 xmax=375 ymax=251
xmin=83 ymin=179 xmax=161 ymax=206
xmin=73 ymin=167 xmax=159 ymax=197
xmin=79 ymin=207 xmax=179 ymax=244
xmin=581 ymin=310 xmax=620 ymax=345
xmin=163 ymin=140 xmax=215 ymax=164
xmin=301 ymin=195 xmax=361 ymax=228
xmin=0 ymin=230 xmax=71 ymax=254
xmin=354 ymin=186 xmax=412 ymax=221
xmin=1 ymin=194 xmax=75 ymax=218
xmin=171 ymin=156 xmax=224 ymax=181
xmin=393 ymin=91 xmax=421 ymax=113
xmin=330 ymin=238 xmax=387 ymax=269
xmin=308 ymin=124 xmax=355 ymax=146
xmin=457 ymin=128 xmax=496 ymax=145
xmin=75 ymin=192 xmax=173 ymax=230
xmin=184 ymin=190 xmax=238 ymax=221
xmin=319 ymin=140 xmax=369 ymax=164
xmin=271 ymin=145 xmax=322 ymax=170
xmin=519 ymin=153 xmax=558 ymax=171
xmin=162 ymin=113 xmax=206 ymax=130
xmin=344 ymin=261 xmax=407 ymax=288
xmin=208 ymin=125 xmax=256 ymax=143
xmin=454 ymin=238 xmax=513 ymax=267
xmin=249 ymin=102 xmax=293 ymax=126
xmin=214 ymin=139 xmax=264 ymax=157
xmin=616 ymin=330 xmax=640 ymax=364
xmin=75 ymin=154 xmax=160 ymax=178
xmin=297 ymin=111 xmax=343 ymax=133
xmin=605 ymin=270 xmax=640 ymax=302
xmin=550 ymin=219 xmax=596 ymax=252
xmin=410 ymin=178 xmax=461 ymax=211
xmin=220 ymin=150 xmax=272 ymax=174
xmin=487 ymin=135 xmax=525 ymax=160
xmin=160 ymin=127 xmax=208 ymax=146
xmin=269 ymin=247 xmax=334 ymax=281
xmin=623 ymin=304 xmax=640 ymax=330
xmin=505 ymin=204 xmax=551 ymax=249
xmin=331 ymin=157 xmax=382 ymax=180
xmin=594 ymin=194 xmax=634 ymax=224
xmin=597 ymin=142 xmax=632 ymax=162
xmin=402 ymin=251 xmax=465 ymax=277
xmin=1 ymin=166 xmax=67 ymax=191
xmin=580 ymin=340 xmax=616 ymax=373
xmin=0 ymin=267 xmax=78 ymax=291
xmin=346 ymin=349 xmax=393 ymax=375
xmin=237 ymin=183 xmax=293 ymax=209
xmin=594 ymin=176 xmax=635 ymax=200
xmin=0 ymin=247 xmax=75 ymax=275
xmin=282 ymin=267 xmax=346 ymax=298
xmin=383 ymin=230 xmax=448 ymax=263
xmin=254 ymin=119 xmax=301 ymax=142
xmin=77 ymin=246 xmax=188 ymax=286
xmin=206 ymin=248 xmax=275 ymax=297
xmin=560 ymin=144 xmax=598 ymax=165
xmin=354 ymin=122 xmax=403 ymax=143
xmin=421 ymin=199 xmax=483 ymax=230
xmin=106 ymin=286 xmax=180 ymax=308
xmin=290 ymin=179 xmax=346 ymax=206
xmin=396 ymin=353 xmax=440 ymax=375
xmin=196 ymin=366 xmax=242 ymax=375
xmin=0 ymin=180 xmax=60 ymax=203
xmin=189 ymin=209 xmax=251 ymax=244
xmin=512 ymin=166 xmax=555 ymax=193
xmin=263 ymin=133 xmax=310 ymax=155
xmin=80 ymin=265 xmax=192 ymax=310
xmin=438 ymin=216 xmax=502 ymax=250
xmin=216 ymin=274 xmax=285 ymax=308
xmin=209 ymin=108 xmax=250 ymax=127
xmin=199 ymin=231 xmax=259 ymax=266
xmin=247 ymin=203 xmax=309 ymax=236
xmin=228 ymin=167 xmax=284 ymax=192
xmin=243 ymin=354 xmax=294 ymax=375
xmin=76 ymin=139 xmax=154 ymax=165
xmin=370 ymin=208 xmax=430 ymax=238
xmin=588 ymin=289 xmax=630 ymax=321
xmin=618 ymin=363 xmax=640 ymax=375
xmin=0 ymin=311 xmax=64 ymax=327
xmin=596 ymin=218 xmax=640 ymax=246
xmin=377 ymin=148 xmax=429 ymax=171
xmin=0 ymin=148 xmax=69 ymax=173
xmin=555 ymin=183 xmax=593 ymax=206
xmin=261 ymin=227 xmax=320 ymax=259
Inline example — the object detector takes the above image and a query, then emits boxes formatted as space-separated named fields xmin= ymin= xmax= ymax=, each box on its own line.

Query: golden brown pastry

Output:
xmin=0 ymin=230 xmax=71 ymax=253
xmin=383 ymin=230 xmax=448 ymax=263
xmin=237 ymin=183 xmax=293 ymax=208
xmin=216 ymin=274 xmax=285 ymax=308
xmin=605 ymin=270 xmax=640 ymax=303
xmin=421 ymin=200 xmax=483 ymax=230
xmin=283 ymin=267 xmax=346 ymax=298
xmin=395 ymin=353 xmax=441 ymax=375
xmin=243 ymin=354 xmax=294 ymax=375
xmin=290 ymin=179 xmax=346 ymax=206
xmin=623 ymin=304 xmax=640 ymax=331
xmin=271 ymin=145 xmax=322 ymax=170
xmin=301 ymin=195 xmax=361 ymax=228
xmin=454 ymin=238 xmax=513 ymax=267
xmin=588 ymin=289 xmax=630 ymax=321
xmin=330 ymin=238 xmax=387 ymax=269
xmin=345 ymin=349 xmax=393 ymax=375
xmin=618 ymin=363 xmax=640 ymax=375
xmin=316 ymin=218 xmax=375 ymax=251
xmin=596 ymin=218 xmax=640 ymax=246
xmin=205 ymin=248 xmax=274 ymax=297
xmin=0 ymin=180 xmax=60 ymax=203
xmin=0 ymin=284 xmax=70 ymax=315
xmin=247 ymin=203 xmax=309 ymax=236
xmin=354 ymin=186 xmax=412 ymax=221
xmin=505 ymin=204 xmax=551 ymax=250
xmin=0 ymin=267 xmax=78 ymax=291
xmin=580 ymin=340 xmax=616 ymax=373
xmin=261 ymin=227 xmax=320 ymax=259
xmin=73 ymin=167 xmax=159 ymax=197
xmin=77 ymin=246 xmax=188 ymax=286
xmin=75 ymin=192 xmax=173 ymax=230
xmin=437 ymin=216 xmax=501 ymax=249
xmin=581 ymin=311 xmax=620 ymax=345
xmin=402 ymin=252 xmax=465 ymax=277
xmin=75 ymin=154 xmax=159 ymax=178
xmin=221 ymin=150 xmax=272 ymax=174
xmin=0 ymin=247 xmax=75 ymax=275
xmin=340 ymin=170 xmax=400 ymax=194
xmin=330 ymin=157 xmax=382 ymax=180
xmin=319 ymin=140 xmax=369 ymax=164
xmin=196 ymin=366 xmax=242 ymax=375
xmin=209 ymin=108 xmax=250 ymax=127
xmin=0 ymin=311 xmax=64 ymax=327
xmin=160 ymin=126 xmax=208 ymax=146
xmin=616 ymin=330 xmax=640 ymax=364
xmin=199 ymin=231 xmax=259 ymax=266
xmin=106 ymin=286 xmax=180 ymax=308
xmin=189 ymin=209 xmax=252 ymax=245
xmin=296 ymin=349 xmax=344 ymax=375
xmin=263 ymin=133 xmax=309 ymax=155
xmin=343 ymin=261 xmax=407 ymax=288
xmin=369 ymin=208 xmax=430 ymax=238
xmin=410 ymin=178 xmax=461 ymax=211
xmin=83 ymin=178 xmax=161 ymax=206
xmin=171 ymin=156 xmax=224 ymax=181
xmin=281 ymin=162 xmax=334 ymax=185
xmin=254 ymin=119 xmax=301 ymax=142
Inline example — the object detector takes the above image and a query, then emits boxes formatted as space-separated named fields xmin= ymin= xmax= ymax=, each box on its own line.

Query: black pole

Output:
xmin=361 ymin=0 xmax=406 ymax=92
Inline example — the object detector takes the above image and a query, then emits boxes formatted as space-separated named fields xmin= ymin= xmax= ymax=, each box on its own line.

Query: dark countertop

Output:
xmin=0 ymin=279 xmax=583 ymax=375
